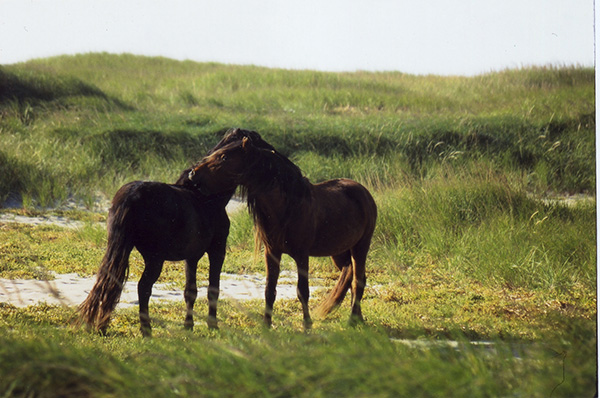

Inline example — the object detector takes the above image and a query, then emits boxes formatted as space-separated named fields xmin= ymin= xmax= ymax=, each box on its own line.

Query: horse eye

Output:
xmin=220 ymin=154 xmax=227 ymax=161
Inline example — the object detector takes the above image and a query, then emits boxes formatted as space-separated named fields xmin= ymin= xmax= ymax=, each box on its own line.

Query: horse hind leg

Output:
xmin=138 ymin=256 xmax=164 ymax=337
xmin=332 ymin=251 xmax=351 ymax=271
xmin=349 ymin=243 xmax=370 ymax=326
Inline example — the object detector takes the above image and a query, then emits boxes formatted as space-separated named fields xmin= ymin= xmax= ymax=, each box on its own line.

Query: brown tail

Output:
xmin=314 ymin=265 xmax=353 ymax=318
xmin=78 ymin=204 xmax=134 ymax=332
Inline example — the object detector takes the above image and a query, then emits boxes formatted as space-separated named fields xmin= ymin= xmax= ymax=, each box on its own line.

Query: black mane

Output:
xmin=242 ymin=146 xmax=310 ymax=200
xmin=238 ymin=143 xmax=311 ymax=249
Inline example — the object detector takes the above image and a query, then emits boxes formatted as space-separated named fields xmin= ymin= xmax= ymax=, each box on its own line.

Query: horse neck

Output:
xmin=245 ymin=181 xmax=311 ymax=242
xmin=175 ymin=176 xmax=234 ymax=209
xmin=247 ymin=186 xmax=286 ymax=218
xmin=205 ymin=190 xmax=236 ymax=209
xmin=242 ymin=150 xmax=312 ymax=240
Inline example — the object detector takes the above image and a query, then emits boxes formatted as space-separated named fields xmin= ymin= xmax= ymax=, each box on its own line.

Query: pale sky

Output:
xmin=0 ymin=0 xmax=595 ymax=75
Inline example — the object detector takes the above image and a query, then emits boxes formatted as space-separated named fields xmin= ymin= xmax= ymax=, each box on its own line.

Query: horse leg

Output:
xmin=349 ymin=244 xmax=369 ymax=326
xmin=184 ymin=258 xmax=199 ymax=331
xmin=331 ymin=251 xmax=351 ymax=271
xmin=293 ymin=254 xmax=312 ymax=330
xmin=138 ymin=256 xmax=164 ymax=337
xmin=264 ymin=249 xmax=281 ymax=328
xmin=207 ymin=245 xmax=226 ymax=329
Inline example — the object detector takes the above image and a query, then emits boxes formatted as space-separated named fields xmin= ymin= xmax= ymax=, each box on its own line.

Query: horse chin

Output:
xmin=189 ymin=175 xmax=235 ymax=196
xmin=187 ymin=172 xmax=211 ymax=195
xmin=196 ymin=183 xmax=213 ymax=196
xmin=187 ymin=178 xmax=211 ymax=195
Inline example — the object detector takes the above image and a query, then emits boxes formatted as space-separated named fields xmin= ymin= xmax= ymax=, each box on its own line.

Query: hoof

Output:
xmin=140 ymin=326 xmax=152 ymax=338
xmin=348 ymin=315 xmax=364 ymax=327
xmin=263 ymin=316 xmax=273 ymax=329
xmin=207 ymin=316 xmax=219 ymax=330
xmin=303 ymin=318 xmax=313 ymax=330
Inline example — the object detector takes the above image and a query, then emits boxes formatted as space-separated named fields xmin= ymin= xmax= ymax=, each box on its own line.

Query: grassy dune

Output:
xmin=0 ymin=53 xmax=594 ymax=203
xmin=0 ymin=54 xmax=596 ymax=397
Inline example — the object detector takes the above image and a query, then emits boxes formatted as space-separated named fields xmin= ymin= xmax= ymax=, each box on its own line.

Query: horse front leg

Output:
xmin=293 ymin=254 xmax=312 ymax=330
xmin=184 ymin=259 xmax=199 ymax=331
xmin=207 ymin=246 xmax=225 ymax=329
xmin=138 ymin=256 xmax=164 ymax=337
xmin=264 ymin=249 xmax=281 ymax=328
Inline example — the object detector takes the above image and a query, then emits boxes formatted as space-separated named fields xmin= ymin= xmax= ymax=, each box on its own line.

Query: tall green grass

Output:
xmin=0 ymin=52 xmax=595 ymax=306
xmin=0 ymin=54 xmax=595 ymax=397
xmin=372 ymin=164 xmax=595 ymax=293
xmin=0 ymin=52 xmax=594 ymax=295
xmin=0 ymin=305 xmax=596 ymax=398
xmin=0 ymin=54 xmax=595 ymax=205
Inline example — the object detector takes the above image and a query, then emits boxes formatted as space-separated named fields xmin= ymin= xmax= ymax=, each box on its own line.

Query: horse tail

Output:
xmin=315 ymin=263 xmax=353 ymax=318
xmin=79 ymin=196 xmax=135 ymax=332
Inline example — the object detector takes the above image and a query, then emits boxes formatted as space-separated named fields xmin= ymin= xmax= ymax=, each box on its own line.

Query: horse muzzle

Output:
xmin=187 ymin=169 xmax=211 ymax=195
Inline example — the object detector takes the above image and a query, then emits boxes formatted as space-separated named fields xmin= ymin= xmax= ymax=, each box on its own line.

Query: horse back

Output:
xmin=110 ymin=181 xmax=226 ymax=261
xmin=314 ymin=178 xmax=377 ymax=221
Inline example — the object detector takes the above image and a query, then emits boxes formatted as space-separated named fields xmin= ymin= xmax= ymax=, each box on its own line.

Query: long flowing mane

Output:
xmin=242 ymin=147 xmax=310 ymax=200
xmin=240 ymin=144 xmax=312 ymax=249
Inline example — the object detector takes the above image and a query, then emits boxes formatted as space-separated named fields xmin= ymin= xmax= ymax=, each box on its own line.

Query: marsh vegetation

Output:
xmin=0 ymin=54 xmax=595 ymax=397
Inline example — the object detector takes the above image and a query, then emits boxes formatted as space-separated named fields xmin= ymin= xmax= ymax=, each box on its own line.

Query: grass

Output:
xmin=372 ymin=166 xmax=596 ymax=291
xmin=0 ymin=300 xmax=596 ymax=397
xmin=0 ymin=54 xmax=595 ymax=205
xmin=0 ymin=53 xmax=596 ymax=397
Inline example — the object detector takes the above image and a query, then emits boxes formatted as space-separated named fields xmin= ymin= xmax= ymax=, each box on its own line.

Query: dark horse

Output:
xmin=189 ymin=134 xmax=377 ymax=328
xmin=79 ymin=128 xmax=272 ymax=336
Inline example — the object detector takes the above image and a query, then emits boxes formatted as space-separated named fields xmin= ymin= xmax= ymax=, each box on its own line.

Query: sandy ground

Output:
xmin=0 ymin=197 xmax=327 ymax=308
xmin=0 ymin=197 xmax=247 ymax=229
xmin=0 ymin=271 xmax=321 ymax=308
xmin=0 ymin=214 xmax=86 ymax=229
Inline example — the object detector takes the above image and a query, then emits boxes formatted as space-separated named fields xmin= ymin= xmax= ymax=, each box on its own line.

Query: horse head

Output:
xmin=188 ymin=136 xmax=258 ymax=194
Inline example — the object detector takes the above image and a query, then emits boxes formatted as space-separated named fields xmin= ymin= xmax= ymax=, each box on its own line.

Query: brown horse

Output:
xmin=79 ymin=128 xmax=273 ymax=336
xmin=189 ymin=135 xmax=377 ymax=328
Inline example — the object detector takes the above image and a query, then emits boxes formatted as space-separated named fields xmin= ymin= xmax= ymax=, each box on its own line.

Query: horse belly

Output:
xmin=308 ymin=228 xmax=364 ymax=257
xmin=135 ymin=225 xmax=209 ymax=261
xmin=132 ymin=210 xmax=210 ymax=261
xmin=307 ymin=213 xmax=365 ymax=257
